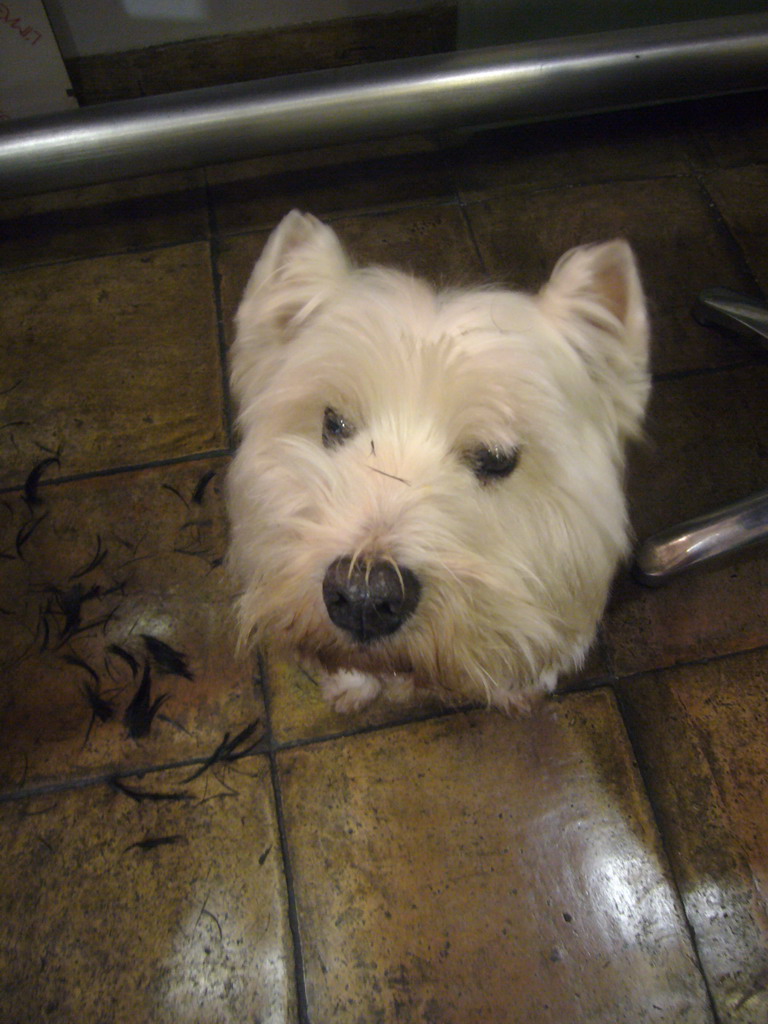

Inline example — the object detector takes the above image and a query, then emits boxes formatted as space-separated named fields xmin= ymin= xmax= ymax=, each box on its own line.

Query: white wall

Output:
xmin=43 ymin=0 xmax=435 ymax=58
xmin=1 ymin=0 xmax=77 ymax=118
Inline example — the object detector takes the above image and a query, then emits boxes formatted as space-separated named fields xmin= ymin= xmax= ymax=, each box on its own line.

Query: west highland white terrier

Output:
xmin=227 ymin=211 xmax=649 ymax=712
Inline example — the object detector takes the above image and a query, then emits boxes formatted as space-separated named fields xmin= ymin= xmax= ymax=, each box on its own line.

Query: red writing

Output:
xmin=0 ymin=4 xmax=43 ymax=45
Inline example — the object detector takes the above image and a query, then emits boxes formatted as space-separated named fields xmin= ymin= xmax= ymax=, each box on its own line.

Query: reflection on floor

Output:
xmin=1 ymin=93 xmax=767 ymax=1023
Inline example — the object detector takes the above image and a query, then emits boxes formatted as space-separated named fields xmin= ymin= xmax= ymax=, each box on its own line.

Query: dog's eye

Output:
xmin=322 ymin=407 xmax=355 ymax=449
xmin=465 ymin=444 xmax=520 ymax=483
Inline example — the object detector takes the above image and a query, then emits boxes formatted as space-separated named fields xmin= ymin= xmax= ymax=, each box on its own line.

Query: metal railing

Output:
xmin=1 ymin=13 xmax=767 ymax=196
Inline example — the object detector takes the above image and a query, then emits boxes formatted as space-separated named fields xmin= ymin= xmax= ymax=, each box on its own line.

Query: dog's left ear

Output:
xmin=537 ymin=239 xmax=649 ymax=385
xmin=231 ymin=211 xmax=352 ymax=408
xmin=236 ymin=210 xmax=351 ymax=347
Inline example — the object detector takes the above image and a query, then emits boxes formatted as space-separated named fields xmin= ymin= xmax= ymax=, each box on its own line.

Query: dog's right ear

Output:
xmin=235 ymin=210 xmax=350 ymax=348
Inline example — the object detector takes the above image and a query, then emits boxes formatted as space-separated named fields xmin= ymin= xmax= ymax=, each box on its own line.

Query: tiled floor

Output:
xmin=1 ymin=93 xmax=767 ymax=1023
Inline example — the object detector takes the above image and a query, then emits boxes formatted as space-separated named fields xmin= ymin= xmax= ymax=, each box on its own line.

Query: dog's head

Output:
xmin=227 ymin=211 xmax=649 ymax=703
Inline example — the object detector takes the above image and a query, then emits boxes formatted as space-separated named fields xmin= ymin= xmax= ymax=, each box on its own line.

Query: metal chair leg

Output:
xmin=634 ymin=290 xmax=768 ymax=585
xmin=693 ymin=288 xmax=768 ymax=347
xmin=634 ymin=488 xmax=768 ymax=585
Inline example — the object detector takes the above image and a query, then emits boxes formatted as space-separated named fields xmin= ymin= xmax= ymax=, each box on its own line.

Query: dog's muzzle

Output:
xmin=322 ymin=556 xmax=421 ymax=644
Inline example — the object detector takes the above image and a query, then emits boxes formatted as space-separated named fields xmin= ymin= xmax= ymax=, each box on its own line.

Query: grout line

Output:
xmin=603 ymin=637 xmax=768 ymax=688
xmin=456 ymin=193 xmax=491 ymax=279
xmin=0 ymin=743 xmax=270 ymax=805
xmin=268 ymin=752 xmax=312 ymax=1024
xmin=453 ymin=167 xmax=697 ymax=208
xmin=612 ymin=687 xmax=725 ymax=1024
xmin=0 ymin=702 xmax=478 ymax=805
xmin=597 ymin=621 xmax=618 ymax=682
xmin=213 ymin=194 xmax=465 ymax=243
xmin=0 ymin=448 xmax=233 ymax=497
xmin=204 ymin=193 xmax=468 ymax=247
xmin=692 ymin=170 xmax=768 ymax=310
xmin=206 ymin=175 xmax=237 ymax=451
xmin=268 ymin=701 xmax=471 ymax=757
xmin=260 ymin=659 xmax=312 ymax=1024
xmin=0 ymin=232 xmax=213 ymax=275
xmin=320 ymin=194 xmax=463 ymax=227
xmin=4 ymin=638 xmax=767 ymax=804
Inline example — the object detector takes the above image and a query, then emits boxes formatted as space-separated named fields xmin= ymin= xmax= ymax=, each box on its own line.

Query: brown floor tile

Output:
xmin=465 ymin=178 xmax=759 ymax=375
xmin=330 ymin=203 xmax=485 ymax=284
xmin=606 ymin=368 xmax=768 ymax=676
xmin=278 ymin=690 xmax=713 ymax=1024
xmin=617 ymin=648 xmax=768 ymax=1024
xmin=265 ymin=640 xmax=609 ymax=747
xmin=0 ymin=243 xmax=226 ymax=487
xmin=0 ymin=170 xmax=209 ymax=269
xmin=704 ymin=164 xmax=768 ymax=294
xmin=3 ymin=95 xmax=767 ymax=1024
xmin=0 ymin=458 xmax=263 ymax=792
xmin=449 ymin=106 xmax=693 ymax=201
xmin=686 ymin=92 xmax=768 ymax=169
xmin=0 ymin=758 xmax=296 ymax=1024
xmin=216 ymin=204 xmax=485 ymax=348
xmin=264 ymin=656 xmax=449 ymax=747
xmin=208 ymin=134 xmax=454 ymax=235
xmin=608 ymin=550 xmax=768 ymax=680
xmin=216 ymin=230 xmax=267 ymax=344
xmin=629 ymin=369 xmax=768 ymax=540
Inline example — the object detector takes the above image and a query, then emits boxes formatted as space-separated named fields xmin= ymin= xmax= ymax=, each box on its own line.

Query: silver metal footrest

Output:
xmin=634 ymin=489 xmax=768 ymax=586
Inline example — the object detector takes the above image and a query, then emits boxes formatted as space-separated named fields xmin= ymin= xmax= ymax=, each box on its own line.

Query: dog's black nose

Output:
xmin=322 ymin=556 xmax=420 ymax=644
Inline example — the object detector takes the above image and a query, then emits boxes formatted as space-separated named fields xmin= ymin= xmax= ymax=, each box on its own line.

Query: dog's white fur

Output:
xmin=227 ymin=211 xmax=649 ymax=712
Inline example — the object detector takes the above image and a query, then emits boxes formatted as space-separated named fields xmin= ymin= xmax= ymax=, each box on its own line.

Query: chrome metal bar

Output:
xmin=634 ymin=489 xmax=768 ymax=585
xmin=2 ymin=14 xmax=768 ymax=196
xmin=693 ymin=288 xmax=768 ymax=347
xmin=635 ymin=288 xmax=768 ymax=585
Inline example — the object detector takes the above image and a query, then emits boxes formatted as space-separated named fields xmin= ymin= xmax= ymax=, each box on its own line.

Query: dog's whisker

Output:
xmin=381 ymin=554 xmax=406 ymax=598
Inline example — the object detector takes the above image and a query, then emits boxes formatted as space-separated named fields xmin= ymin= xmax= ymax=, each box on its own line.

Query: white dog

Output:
xmin=227 ymin=211 xmax=649 ymax=712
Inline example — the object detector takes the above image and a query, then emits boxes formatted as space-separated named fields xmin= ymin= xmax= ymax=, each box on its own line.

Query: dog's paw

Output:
xmin=320 ymin=670 xmax=382 ymax=713
xmin=489 ymin=681 xmax=549 ymax=715
xmin=381 ymin=673 xmax=416 ymax=704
